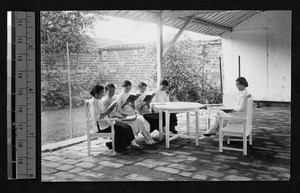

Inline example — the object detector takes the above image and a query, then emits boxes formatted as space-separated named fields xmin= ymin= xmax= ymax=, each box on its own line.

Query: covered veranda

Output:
xmin=42 ymin=10 xmax=291 ymax=181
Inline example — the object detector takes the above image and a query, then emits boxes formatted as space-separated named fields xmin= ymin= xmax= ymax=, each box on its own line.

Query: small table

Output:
xmin=152 ymin=102 xmax=203 ymax=148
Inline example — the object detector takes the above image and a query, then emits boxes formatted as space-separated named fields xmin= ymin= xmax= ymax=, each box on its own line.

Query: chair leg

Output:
xmin=243 ymin=136 xmax=247 ymax=155
xmin=249 ymin=132 xmax=252 ymax=145
xmin=219 ymin=133 xmax=223 ymax=153
xmin=87 ymin=134 xmax=91 ymax=156
xmin=111 ymin=126 xmax=116 ymax=154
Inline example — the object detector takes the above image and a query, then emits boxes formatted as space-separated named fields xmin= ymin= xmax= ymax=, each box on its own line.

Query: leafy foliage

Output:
xmin=41 ymin=70 xmax=86 ymax=110
xmin=41 ymin=11 xmax=104 ymax=110
xmin=147 ymin=36 xmax=222 ymax=104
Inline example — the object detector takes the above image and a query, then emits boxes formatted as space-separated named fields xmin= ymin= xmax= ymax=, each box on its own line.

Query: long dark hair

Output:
xmin=90 ymin=85 xmax=104 ymax=97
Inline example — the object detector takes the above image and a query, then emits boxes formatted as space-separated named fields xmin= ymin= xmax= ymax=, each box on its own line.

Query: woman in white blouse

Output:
xmin=135 ymin=82 xmax=164 ymax=133
xmin=88 ymin=85 xmax=138 ymax=151
xmin=151 ymin=80 xmax=178 ymax=134
xmin=203 ymin=77 xmax=250 ymax=137
xmin=116 ymin=80 xmax=155 ymax=144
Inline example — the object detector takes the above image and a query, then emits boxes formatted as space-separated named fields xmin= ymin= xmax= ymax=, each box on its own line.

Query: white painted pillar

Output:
xmin=157 ymin=12 xmax=163 ymax=88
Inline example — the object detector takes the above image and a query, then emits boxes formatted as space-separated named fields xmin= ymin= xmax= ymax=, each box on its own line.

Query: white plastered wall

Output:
xmin=221 ymin=11 xmax=291 ymax=102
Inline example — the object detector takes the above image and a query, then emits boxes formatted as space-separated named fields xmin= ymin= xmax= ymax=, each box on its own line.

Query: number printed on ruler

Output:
xmin=15 ymin=11 xmax=36 ymax=179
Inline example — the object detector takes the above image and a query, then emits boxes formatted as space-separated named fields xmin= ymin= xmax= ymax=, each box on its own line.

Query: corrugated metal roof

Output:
xmin=97 ymin=10 xmax=261 ymax=36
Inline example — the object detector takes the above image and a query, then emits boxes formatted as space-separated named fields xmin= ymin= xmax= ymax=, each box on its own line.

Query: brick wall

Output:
xmin=41 ymin=40 xmax=222 ymax=95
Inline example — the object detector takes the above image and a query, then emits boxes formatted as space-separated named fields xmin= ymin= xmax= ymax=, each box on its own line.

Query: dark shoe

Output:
xmin=203 ymin=132 xmax=217 ymax=137
xmin=170 ymin=126 xmax=178 ymax=134
xmin=106 ymin=142 xmax=112 ymax=149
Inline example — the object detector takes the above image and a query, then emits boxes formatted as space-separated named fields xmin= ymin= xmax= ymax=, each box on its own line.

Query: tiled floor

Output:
xmin=42 ymin=106 xmax=290 ymax=181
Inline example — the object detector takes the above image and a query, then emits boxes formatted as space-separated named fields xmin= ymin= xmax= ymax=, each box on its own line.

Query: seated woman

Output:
xmin=135 ymin=82 xmax=165 ymax=133
xmin=102 ymin=83 xmax=140 ymax=147
xmin=88 ymin=84 xmax=138 ymax=151
xmin=115 ymin=80 xmax=156 ymax=145
xmin=151 ymin=80 xmax=178 ymax=134
xmin=203 ymin=77 xmax=250 ymax=137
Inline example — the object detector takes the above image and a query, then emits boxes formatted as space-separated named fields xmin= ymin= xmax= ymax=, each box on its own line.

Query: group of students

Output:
xmin=88 ymin=79 xmax=178 ymax=152
xmin=88 ymin=76 xmax=250 ymax=152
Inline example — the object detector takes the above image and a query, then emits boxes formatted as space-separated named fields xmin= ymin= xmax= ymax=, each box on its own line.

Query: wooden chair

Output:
xmin=216 ymin=95 xmax=253 ymax=155
xmin=84 ymin=99 xmax=116 ymax=156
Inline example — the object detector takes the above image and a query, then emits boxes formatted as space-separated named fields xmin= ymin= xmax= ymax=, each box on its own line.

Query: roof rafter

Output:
xmin=161 ymin=10 xmax=225 ymax=18
xmin=176 ymin=16 xmax=232 ymax=32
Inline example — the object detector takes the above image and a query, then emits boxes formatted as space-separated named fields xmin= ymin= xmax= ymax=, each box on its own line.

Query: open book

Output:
xmin=120 ymin=115 xmax=137 ymax=121
xmin=220 ymin=107 xmax=234 ymax=113
xmin=143 ymin=93 xmax=156 ymax=102
xmin=127 ymin=94 xmax=141 ymax=102
xmin=106 ymin=101 xmax=117 ymax=113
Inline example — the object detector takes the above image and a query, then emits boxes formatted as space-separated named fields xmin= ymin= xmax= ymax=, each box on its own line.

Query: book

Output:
xmin=127 ymin=94 xmax=141 ymax=102
xmin=106 ymin=101 xmax=117 ymax=112
xmin=120 ymin=115 xmax=137 ymax=121
xmin=143 ymin=93 xmax=156 ymax=102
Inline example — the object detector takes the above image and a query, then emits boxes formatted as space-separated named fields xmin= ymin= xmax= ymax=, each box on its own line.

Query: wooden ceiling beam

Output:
xmin=163 ymin=14 xmax=197 ymax=56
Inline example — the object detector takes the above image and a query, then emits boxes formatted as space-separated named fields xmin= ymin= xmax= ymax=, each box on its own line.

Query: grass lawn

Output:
xmin=42 ymin=105 xmax=209 ymax=145
xmin=42 ymin=105 xmax=86 ymax=145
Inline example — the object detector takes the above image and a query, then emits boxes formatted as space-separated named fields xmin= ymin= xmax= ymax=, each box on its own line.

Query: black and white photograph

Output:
xmin=33 ymin=10 xmax=291 ymax=181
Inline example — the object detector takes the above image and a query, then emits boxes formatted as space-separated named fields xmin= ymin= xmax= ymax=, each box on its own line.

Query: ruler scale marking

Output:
xmin=8 ymin=11 xmax=36 ymax=180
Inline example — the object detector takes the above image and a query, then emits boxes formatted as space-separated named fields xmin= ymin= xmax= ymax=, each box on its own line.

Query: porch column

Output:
xmin=157 ymin=11 xmax=163 ymax=88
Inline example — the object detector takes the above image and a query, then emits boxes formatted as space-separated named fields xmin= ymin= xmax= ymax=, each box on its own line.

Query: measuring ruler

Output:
xmin=7 ymin=11 xmax=36 ymax=179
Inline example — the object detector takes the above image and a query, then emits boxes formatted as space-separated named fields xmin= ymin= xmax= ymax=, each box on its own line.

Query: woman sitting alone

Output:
xmin=203 ymin=77 xmax=250 ymax=137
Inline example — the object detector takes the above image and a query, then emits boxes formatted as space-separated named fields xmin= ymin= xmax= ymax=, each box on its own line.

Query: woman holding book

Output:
xmin=135 ymin=82 xmax=165 ymax=133
xmin=115 ymin=80 xmax=156 ymax=144
xmin=88 ymin=84 xmax=138 ymax=151
xmin=102 ymin=83 xmax=140 ymax=147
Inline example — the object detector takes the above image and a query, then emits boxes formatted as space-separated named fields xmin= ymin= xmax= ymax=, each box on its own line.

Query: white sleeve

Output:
xmin=165 ymin=92 xmax=170 ymax=102
xmin=151 ymin=90 xmax=158 ymax=103
xmin=89 ymin=100 xmax=100 ymax=120
xmin=135 ymin=95 xmax=144 ymax=111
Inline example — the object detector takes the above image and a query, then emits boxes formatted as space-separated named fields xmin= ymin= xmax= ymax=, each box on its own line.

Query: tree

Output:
xmin=41 ymin=11 xmax=105 ymax=54
xmin=147 ymin=35 xmax=222 ymax=104
xmin=41 ymin=11 xmax=105 ymax=110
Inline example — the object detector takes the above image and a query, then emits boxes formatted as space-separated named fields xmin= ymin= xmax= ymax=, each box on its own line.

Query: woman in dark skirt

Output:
xmin=135 ymin=82 xmax=166 ymax=133
xmin=88 ymin=84 xmax=137 ymax=152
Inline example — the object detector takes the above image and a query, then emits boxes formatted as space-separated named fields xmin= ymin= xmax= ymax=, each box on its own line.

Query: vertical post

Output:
xmin=219 ymin=57 xmax=223 ymax=93
xmin=238 ymin=55 xmax=241 ymax=77
xmin=66 ymin=42 xmax=73 ymax=138
xmin=157 ymin=12 xmax=163 ymax=88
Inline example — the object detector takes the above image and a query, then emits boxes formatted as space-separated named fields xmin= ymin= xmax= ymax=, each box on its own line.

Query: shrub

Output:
xmin=41 ymin=71 xmax=86 ymax=110
xmin=147 ymin=36 xmax=223 ymax=104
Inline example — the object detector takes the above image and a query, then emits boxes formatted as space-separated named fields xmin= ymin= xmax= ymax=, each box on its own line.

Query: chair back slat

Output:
xmin=84 ymin=99 xmax=97 ymax=132
xmin=84 ymin=99 xmax=91 ymax=119
xmin=245 ymin=95 xmax=253 ymax=133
